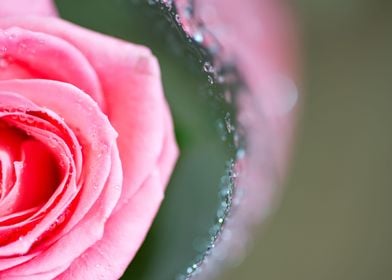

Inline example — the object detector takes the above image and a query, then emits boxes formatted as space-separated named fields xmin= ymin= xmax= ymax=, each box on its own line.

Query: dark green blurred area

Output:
xmin=55 ymin=1 xmax=392 ymax=280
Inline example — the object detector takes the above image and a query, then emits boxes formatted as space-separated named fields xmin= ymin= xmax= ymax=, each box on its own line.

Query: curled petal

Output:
xmin=0 ymin=27 xmax=105 ymax=109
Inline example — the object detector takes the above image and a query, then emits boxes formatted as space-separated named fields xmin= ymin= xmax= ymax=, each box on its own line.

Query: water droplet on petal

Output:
xmin=0 ymin=57 xmax=8 ymax=68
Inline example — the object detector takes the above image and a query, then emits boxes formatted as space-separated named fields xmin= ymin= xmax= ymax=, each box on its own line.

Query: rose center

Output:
xmin=0 ymin=119 xmax=60 ymax=217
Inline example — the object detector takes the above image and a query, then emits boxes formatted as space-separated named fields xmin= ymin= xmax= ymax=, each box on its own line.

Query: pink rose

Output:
xmin=0 ymin=0 xmax=178 ymax=279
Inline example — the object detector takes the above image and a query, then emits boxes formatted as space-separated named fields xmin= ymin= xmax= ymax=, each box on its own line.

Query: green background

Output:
xmin=55 ymin=1 xmax=392 ymax=279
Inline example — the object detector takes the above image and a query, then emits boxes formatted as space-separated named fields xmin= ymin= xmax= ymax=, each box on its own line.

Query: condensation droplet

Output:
xmin=18 ymin=43 xmax=27 ymax=50
xmin=175 ymin=14 xmax=181 ymax=23
xmin=203 ymin=61 xmax=214 ymax=73
xmin=224 ymin=91 xmax=232 ymax=103
xmin=193 ymin=31 xmax=204 ymax=43
xmin=224 ymin=113 xmax=234 ymax=133
xmin=0 ymin=57 xmax=8 ymax=68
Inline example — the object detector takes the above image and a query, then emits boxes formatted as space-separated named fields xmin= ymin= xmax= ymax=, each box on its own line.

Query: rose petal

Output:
xmin=0 ymin=124 xmax=25 ymax=202
xmin=56 ymin=170 xmax=164 ymax=280
xmin=157 ymin=103 xmax=180 ymax=188
xmin=0 ymin=0 xmax=57 ymax=18
xmin=0 ymin=27 xmax=105 ymax=109
xmin=0 ymin=139 xmax=60 ymax=214
xmin=56 ymin=105 xmax=179 ymax=279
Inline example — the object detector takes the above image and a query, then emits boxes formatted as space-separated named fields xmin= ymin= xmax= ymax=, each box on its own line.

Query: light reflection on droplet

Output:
xmin=193 ymin=31 xmax=204 ymax=43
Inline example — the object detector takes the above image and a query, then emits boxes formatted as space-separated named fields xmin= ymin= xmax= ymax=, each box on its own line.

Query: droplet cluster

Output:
xmin=142 ymin=1 xmax=246 ymax=278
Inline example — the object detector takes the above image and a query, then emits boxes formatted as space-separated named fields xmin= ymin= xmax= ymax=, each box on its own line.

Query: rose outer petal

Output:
xmin=0 ymin=27 xmax=105 ymax=110
xmin=0 ymin=0 xmax=57 ymax=18
xmin=56 ymin=170 xmax=164 ymax=280
xmin=54 ymin=102 xmax=179 ymax=279
xmin=157 ymin=103 xmax=180 ymax=188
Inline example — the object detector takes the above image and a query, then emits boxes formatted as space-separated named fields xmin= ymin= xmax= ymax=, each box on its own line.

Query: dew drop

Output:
xmin=203 ymin=61 xmax=214 ymax=73
xmin=8 ymin=33 xmax=16 ymax=40
xmin=224 ymin=90 xmax=232 ymax=103
xmin=0 ymin=57 xmax=8 ymax=68
xmin=193 ymin=31 xmax=204 ymax=43
xmin=236 ymin=148 xmax=246 ymax=159
xmin=161 ymin=0 xmax=172 ymax=10
xmin=209 ymin=225 xmax=220 ymax=236
xmin=57 ymin=213 xmax=66 ymax=224
xmin=175 ymin=14 xmax=181 ymax=24
xmin=18 ymin=43 xmax=27 ymax=50
xmin=26 ymin=117 xmax=35 ymax=125
xmin=224 ymin=112 xmax=234 ymax=133
xmin=217 ymin=75 xmax=225 ymax=84
xmin=216 ymin=207 xmax=225 ymax=218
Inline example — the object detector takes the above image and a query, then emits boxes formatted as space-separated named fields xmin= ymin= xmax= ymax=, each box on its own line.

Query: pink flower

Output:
xmin=0 ymin=0 xmax=178 ymax=279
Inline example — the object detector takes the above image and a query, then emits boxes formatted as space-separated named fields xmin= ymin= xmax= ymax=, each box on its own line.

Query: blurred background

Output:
xmin=220 ymin=1 xmax=392 ymax=279
xmin=56 ymin=0 xmax=392 ymax=279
